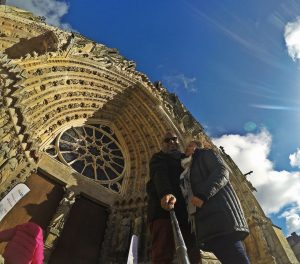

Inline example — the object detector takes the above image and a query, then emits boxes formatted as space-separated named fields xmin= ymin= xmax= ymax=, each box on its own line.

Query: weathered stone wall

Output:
xmin=288 ymin=233 xmax=300 ymax=262
xmin=273 ymin=226 xmax=299 ymax=264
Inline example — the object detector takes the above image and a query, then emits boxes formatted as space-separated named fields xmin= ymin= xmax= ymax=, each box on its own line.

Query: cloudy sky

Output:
xmin=6 ymin=0 xmax=300 ymax=236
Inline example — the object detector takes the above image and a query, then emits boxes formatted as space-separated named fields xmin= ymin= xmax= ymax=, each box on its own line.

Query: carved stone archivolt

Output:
xmin=0 ymin=5 xmax=298 ymax=264
xmin=0 ymin=53 xmax=37 ymax=199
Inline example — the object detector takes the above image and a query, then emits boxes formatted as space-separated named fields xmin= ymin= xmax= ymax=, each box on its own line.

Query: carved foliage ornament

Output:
xmin=45 ymin=124 xmax=125 ymax=193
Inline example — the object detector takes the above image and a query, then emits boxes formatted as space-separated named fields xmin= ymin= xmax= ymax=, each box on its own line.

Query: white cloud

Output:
xmin=212 ymin=129 xmax=300 ymax=234
xmin=284 ymin=17 xmax=300 ymax=61
xmin=289 ymin=148 xmax=300 ymax=168
xmin=163 ymin=74 xmax=197 ymax=93
xmin=281 ymin=207 xmax=300 ymax=235
xmin=7 ymin=0 xmax=72 ymax=30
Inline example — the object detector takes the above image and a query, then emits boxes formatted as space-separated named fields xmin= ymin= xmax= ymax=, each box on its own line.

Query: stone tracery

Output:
xmin=46 ymin=124 xmax=125 ymax=193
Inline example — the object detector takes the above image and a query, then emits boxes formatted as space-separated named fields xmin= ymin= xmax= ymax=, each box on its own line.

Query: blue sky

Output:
xmin=7 ymin=0 xmax=300 ymax=236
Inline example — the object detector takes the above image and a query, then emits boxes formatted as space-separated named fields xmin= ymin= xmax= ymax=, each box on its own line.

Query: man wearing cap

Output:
xmin=146 ymin=132 xmax=199 ymax=264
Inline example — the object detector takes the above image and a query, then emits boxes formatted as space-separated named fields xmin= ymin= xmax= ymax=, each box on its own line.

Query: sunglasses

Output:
xmin=164 ymin=137 xmax=178 ymax=143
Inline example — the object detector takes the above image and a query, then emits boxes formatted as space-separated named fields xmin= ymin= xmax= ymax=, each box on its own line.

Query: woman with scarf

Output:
xmin=180 ymin=140 xmax=251 ymax=264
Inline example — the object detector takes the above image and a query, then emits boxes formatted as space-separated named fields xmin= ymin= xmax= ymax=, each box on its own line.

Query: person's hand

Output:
xmin=191 ymin=196 xmax=204 ymax=208
xmin=160 ymin=194 xmax=176 ymax=211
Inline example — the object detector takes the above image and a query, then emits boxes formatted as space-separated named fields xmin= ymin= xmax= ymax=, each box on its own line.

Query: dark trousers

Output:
xmin=203 ymin=235 xmax=250 ymax=264
xmin=149 ymin=218 xmax=200 ymax=264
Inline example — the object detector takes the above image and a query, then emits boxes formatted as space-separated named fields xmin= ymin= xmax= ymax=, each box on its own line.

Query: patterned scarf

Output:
xmin=180 ymin=156 xmax=196 ymax=234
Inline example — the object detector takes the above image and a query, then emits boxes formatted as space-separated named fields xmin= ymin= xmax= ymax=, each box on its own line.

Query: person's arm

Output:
xmin=0 ymin=227 xmax=16 ymax=242
xmin=192 ymin=149 xmax=229 ymax=202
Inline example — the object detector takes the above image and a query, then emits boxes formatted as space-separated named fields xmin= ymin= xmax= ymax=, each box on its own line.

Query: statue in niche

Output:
xmin=0 ymin=142 xmax=10 ymax=159
xmin=49 ymin=190 xmax=75 ymax=232
xmin=133 ymin=215 xmax=149 ymax=262
xmin=0 ymin=156 xmax=18 ymax=183
xmin=109 ymin=212 xmax=121 ymax=250
xmin=133 ymin=216 xmax=142 ymax=236
xmin=116 ymin=216 xmax=132 ymax=257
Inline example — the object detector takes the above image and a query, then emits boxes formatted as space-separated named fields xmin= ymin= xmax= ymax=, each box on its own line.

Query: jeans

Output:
xmin=203 ymin=234 xmax=250 ymax=264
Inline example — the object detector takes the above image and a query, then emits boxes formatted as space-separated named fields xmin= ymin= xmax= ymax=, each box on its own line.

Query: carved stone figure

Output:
xmin=50 ymin=191 xmax=75 ymax=232
xmin=116 ymin=216 xmax=131 ymax=256
xmin=133 ymin=216 xmax=142 ymax=236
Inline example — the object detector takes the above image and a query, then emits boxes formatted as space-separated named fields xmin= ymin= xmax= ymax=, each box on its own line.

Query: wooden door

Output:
xmin=49 ymin=196 xmax=108 ymax=264
xmin=0 ymin=172 xmax=64 ymax=253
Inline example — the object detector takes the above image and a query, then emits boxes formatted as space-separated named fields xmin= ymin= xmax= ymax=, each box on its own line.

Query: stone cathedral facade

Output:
xmin=0 ymin=5 xmax=298 ymax=264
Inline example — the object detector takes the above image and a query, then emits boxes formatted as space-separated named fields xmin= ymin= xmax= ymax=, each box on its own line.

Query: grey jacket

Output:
xmin=190 ymin=148 xmax=249 ymax=245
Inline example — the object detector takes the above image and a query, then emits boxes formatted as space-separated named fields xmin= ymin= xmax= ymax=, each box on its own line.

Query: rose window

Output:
xmin=45 ymin=124 xmax=125 ymax=193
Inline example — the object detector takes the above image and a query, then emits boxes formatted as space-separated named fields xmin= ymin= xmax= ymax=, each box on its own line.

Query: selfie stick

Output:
xmin=170 ymin=209 xmax=191 ymax=264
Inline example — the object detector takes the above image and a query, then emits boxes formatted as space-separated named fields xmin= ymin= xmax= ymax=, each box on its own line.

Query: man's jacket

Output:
xmin=190 ymin=148 xmax=249 ymax=245
xmin=146 ymin=151 xmax=187 ymax=223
